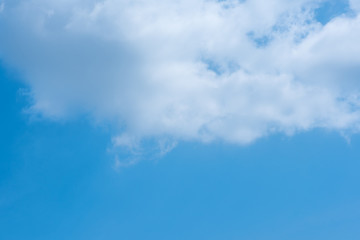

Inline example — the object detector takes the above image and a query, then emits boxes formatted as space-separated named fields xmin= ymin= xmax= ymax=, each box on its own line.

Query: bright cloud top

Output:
xmin=1 ymin=0 xmax=360 ymax=151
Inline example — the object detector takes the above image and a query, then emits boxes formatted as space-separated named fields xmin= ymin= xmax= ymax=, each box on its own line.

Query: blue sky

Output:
xmin=1 ymin=0 xmax=360 ymax=239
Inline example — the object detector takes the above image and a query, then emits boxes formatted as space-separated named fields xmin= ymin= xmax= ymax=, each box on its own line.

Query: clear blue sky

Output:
xmin=1 ymin=1 xmax=360 ymax=239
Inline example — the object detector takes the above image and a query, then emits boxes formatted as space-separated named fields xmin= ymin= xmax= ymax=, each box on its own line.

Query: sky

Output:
xmin=1 ymin=0 xmax=360 ymax=239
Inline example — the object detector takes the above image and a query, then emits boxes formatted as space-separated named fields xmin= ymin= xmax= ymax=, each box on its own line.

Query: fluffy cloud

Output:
xmin=1 ymin=0 xmax=360 ymax=153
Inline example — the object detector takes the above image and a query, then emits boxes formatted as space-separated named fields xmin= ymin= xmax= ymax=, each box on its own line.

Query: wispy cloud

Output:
xmin=0 ymin=1 xmax=4 ymax=13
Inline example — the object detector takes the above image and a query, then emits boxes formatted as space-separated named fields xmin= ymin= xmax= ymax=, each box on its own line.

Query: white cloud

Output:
xmin=1 ymin=0 xmax=360 ymax=154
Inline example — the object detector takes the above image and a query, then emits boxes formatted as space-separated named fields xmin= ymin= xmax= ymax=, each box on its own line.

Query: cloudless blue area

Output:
xmin=315 ymin=0 xmax=353 ymax=24
xmin=1 ymin=61 xmax=360 ymax=240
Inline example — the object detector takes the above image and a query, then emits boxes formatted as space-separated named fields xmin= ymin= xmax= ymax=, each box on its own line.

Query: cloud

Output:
xmin=350 ymin=0 xmax=360 ymax=12
xmin=1 ymin=0 xmax=360 ymax=154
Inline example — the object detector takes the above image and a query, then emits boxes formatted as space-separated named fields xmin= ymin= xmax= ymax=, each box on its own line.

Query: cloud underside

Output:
xmin=1 ymin=0 xmax=360 ymax=150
